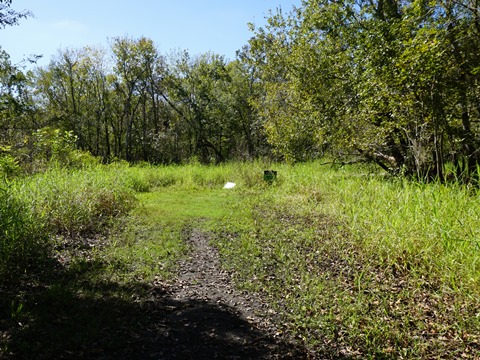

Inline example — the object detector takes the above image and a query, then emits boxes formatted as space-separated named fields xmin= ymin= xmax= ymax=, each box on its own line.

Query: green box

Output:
xmin=264 ymin=170 xmax=277 ymax=182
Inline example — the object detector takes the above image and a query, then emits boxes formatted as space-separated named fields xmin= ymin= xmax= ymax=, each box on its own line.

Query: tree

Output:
xmin=0 ymin=1 xmax=35 ymax=145
xmin=111 ymin=36 xmax=166 ymax=162
xmin=245 ymin=0 xmax=480 ymax=180
xmin=165 ymin=51 xmax=235 ymax=162
xmin=226 ymin=59 xmax=266 ymax=159
xmin=0 ymin=48 xmax=36 ymax=145
xmin=244 ymin=3 xmax=354 ymax=162
xmin=0 ymin=0 xmax=31 ymax=29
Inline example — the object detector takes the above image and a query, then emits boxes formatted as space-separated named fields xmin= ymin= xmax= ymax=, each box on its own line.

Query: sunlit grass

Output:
xmin=215 ymin=161 xmax=480 ymax=358
xmin=324 ymin=173 xmax=480 ymax=291
xmin=102 ymin=186 xmax=243 ymax=282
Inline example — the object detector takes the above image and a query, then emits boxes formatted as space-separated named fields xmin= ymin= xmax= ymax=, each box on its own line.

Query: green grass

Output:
xmin=101 ymin=187 xmax=242 ymax=282
xmin=0 ymin=182 xmax=47 ymax=283
xmin=214 ymin=162 xmax=480 ymax=358
xmin=2 ymin=160 xmax=480 ymax=358
xmin=14 ymin=165 xmax=137 ymax=236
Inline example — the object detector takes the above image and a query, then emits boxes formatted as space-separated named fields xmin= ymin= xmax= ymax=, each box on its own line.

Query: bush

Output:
xmin=14 ymin=127 xmax=101 ymax=174
xmin=0 ymin=154 xmax=21 ymax=178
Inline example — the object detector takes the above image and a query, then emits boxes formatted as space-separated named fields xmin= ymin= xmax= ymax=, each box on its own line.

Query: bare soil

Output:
xmin=147 ymin=228 xmax=310 ymax=359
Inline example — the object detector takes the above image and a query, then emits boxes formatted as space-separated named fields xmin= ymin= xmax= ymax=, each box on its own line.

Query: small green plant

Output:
xmin=0 ymin=145 xmax=22 ymax=178
xmin=0 ymin=154 xmax=21 ymax=178
xmin=10 ymin=301 xmax=24 ymax=320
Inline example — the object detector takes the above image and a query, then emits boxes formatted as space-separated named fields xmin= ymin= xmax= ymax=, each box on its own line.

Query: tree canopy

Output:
xmin=1 ymin=0 xmax=480 ymax=181
xmin=242 ymin=0 xmax=480 ymax=180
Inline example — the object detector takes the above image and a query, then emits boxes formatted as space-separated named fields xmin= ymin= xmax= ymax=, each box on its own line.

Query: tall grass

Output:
xmin=214 ymin=161 xmax=480 ymax=358
xmin=0 ymin=182 xmax=47 ymax=282
xmin=0 ymin=163 xmax=140 ymax=282
xmin=119 ymin=160 xmax=271 ymax=191
xmin=14 ymin=166 xmax=137 ymax=237
xmin=319 ymin=170 xmax=480 ymax=292
xmin=271 ymin=163 xmax=480 ymax=290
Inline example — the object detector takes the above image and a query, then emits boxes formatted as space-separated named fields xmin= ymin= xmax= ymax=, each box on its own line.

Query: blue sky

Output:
xmin=1 ymin=0 xmax=302 ymax=67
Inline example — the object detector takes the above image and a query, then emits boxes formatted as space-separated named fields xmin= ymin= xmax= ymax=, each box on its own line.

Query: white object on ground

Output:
xmin=223 ymin=182 xmax=236 ymax=189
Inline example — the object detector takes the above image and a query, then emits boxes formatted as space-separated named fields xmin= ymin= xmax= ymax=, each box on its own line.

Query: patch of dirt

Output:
xmin=154 ymin=228 xmax=309 ymax=359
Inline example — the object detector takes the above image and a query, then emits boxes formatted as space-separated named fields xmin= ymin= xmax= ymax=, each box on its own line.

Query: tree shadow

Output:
xmin=1 ymin=260 xmax=311 ymax=359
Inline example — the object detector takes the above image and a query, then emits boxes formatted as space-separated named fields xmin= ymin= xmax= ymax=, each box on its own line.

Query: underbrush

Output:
xmin=215 ymin=162 xmax=480 ymax=358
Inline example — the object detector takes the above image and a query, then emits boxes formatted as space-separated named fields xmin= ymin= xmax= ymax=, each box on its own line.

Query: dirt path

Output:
xmin=150 ymin=228 xmax=308 ymax=359
xmin=173 ymin=229 xmax=276 ymax=326
xmin=2 ymin=229 xmax=310 ymax=359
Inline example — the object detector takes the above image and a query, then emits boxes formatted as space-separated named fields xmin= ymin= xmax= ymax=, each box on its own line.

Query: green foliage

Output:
xmin=0 ymin=47 xmax=36 ymax=148
xmin=0 ymin=154 xmax=20 ymax=177
xmin=20 ymin=127 xmax=100 ymax=173
xmin=30 ymin=127 xmax=76 ymax=161
xmin=29 ymin=38 xmax=266 ymax=165
xmin=0 ymin=182 xmax=47 ymax=282
xmin=2 ymin=0 xmax=480 ymax=178
xmin=0 ymin=145 xmax=21 ymax=177
xmin=165 ymin=52 xmax=257 ymax=163
xmin=245 ymin=0 xmax=480 ymax=180
xmin=16 ymin=165 xmax=136 ymax=236
xmin=0 ymin=0 xmax=31 ymax=29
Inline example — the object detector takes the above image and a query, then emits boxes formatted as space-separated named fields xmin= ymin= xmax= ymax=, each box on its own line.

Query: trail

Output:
xmin=152 ymin=228 xmax=308 ymax=359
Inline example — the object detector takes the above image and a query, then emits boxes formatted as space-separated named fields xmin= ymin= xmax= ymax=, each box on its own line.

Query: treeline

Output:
xmin=1 ymin=0 xmax=480 ymax=180
xmin=1 ymin=40 xmax=266 ymax=165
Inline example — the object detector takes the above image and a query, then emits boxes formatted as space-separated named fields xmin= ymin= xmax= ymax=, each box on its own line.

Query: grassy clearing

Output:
xmin=102 ymin=186 xmax=242 ymax=283
xmin=2 ymin=161 xmax=480 ymax=358
xmin=0 ymin=160 xmax=261 ymax=284
xmin=95 ymin=160 xmax=263 ymax=283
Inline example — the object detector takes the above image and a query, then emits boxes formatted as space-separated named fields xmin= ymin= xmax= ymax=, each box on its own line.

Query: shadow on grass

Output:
xmin=1 ymin=259 xmax=311 ymax=360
